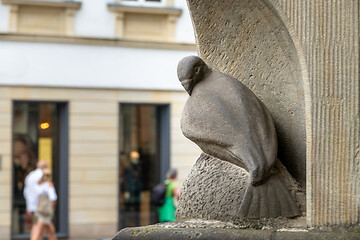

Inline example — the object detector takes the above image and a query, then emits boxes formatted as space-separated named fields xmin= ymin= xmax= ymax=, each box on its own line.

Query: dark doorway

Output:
xmin=119 ymin=103 xmax=170 ymax=229
xmin=11 ymin=101 xmax=68 ymax=239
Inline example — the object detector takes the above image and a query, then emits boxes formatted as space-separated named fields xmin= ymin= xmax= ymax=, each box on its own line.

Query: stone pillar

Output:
xmin=166 ymin=15 xmax=177 ymax=41
xmin=274 ymin=0 xmax=360 ymax=226
xmin=8 ymin=4 xmax=19 ymax=32
xmin=115 ymin=12 xmax=125 ymax=38
xmin=186 ymin=0 xmax=359 ymax=227
xmin=65 ymin=8 xmax=77 ymax=36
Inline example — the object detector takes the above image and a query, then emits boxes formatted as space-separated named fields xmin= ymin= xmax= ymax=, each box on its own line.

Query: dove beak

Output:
xmin=180 ymin=78 xmax=193 ymax=95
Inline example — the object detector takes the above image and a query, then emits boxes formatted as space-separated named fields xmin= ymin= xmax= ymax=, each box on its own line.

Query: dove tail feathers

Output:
xmin=239 ymin=173 xmax=300 ymax=219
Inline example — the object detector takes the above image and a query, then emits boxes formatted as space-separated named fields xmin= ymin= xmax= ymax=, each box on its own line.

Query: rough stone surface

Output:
xmin=176 ymin=154 xmax=248 ymax=221
xmin=114 ymin=226 xmax=274 ymax=240
xmin=176 ymin=154 xmax=305 ymax=224
xmin=112 ymin=220 xmax=360 ymax=240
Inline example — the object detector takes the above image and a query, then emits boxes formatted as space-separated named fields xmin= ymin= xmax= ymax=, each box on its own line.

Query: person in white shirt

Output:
xmin=24 ymin=160 xmax=48 ymax=215
xmin=24 ymin=160 xmax=48 ymax=240
xmin=32 ymin=168 xmax=58 ymax=240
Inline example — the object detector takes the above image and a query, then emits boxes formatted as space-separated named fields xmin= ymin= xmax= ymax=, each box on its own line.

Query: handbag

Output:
xmin=37 ymin=194 xmax=53 ymax=217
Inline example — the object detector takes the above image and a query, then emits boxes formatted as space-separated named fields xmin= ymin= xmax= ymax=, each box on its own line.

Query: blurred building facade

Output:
xmin=0 ymin=0 xmax=200 ymax=239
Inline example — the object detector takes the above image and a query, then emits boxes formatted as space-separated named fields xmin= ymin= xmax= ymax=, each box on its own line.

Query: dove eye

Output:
xmin=194 ymin=66 xmax=200 ymax=74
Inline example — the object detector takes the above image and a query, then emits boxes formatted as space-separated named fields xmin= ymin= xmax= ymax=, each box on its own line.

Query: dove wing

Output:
xmin=181 ymin=74 xmax=277 ymax=185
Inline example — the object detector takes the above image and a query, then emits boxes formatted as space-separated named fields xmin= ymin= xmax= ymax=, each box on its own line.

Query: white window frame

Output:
xmin=120 ymin=0 xmax=166 ymax=7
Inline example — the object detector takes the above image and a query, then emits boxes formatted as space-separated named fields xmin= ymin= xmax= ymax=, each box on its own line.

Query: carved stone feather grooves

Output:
xmin=239 ymin=173 xmax=300 ymax=219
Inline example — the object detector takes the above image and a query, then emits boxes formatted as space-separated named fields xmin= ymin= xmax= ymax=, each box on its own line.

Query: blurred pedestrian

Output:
xmin=24 ymin=160 xmax=47 ymax=239
xmin=32 ymin=168 xmax=58 ymax=240
xmin=123 ymin=151 xmax=142 ymax=227
xmin=157 ymin=169 xmax=179 ymax=222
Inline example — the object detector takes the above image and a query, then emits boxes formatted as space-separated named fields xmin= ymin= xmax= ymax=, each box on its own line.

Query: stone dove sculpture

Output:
xmin=177 ymin=56 xmax=299 ymax=218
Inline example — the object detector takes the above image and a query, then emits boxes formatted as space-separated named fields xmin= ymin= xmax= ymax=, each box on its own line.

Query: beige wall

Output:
xmin=0 ymin=86 xmax=200 ymax=239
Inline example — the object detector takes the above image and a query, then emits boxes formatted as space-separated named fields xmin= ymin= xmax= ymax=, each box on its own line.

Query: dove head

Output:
xmin=177 ymin=56 xmax=209 ymax=95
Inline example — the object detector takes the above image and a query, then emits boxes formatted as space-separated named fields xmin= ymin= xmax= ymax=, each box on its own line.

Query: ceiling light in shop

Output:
xmin=40 ymin=122 xmax=50 ymax=129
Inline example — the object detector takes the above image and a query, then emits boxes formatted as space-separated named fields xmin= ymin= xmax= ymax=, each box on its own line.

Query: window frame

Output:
xmin=120 ymin=0 xmax=166 ymax=7
xmin=1 ymin=0 xmax=81 ymax=36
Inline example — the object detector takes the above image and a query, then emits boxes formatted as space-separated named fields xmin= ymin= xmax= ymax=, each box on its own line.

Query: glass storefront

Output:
xmin=119 ymin=104 xmax=169 ymax=229
xmin=12 ymin=102 xmax=68 ymax=238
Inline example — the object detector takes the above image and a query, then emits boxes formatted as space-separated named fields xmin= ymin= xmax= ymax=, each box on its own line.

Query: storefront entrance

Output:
xmin=11 ymin=101 xmax=68 ymax=238
xmin=119 ymin=104 xmax=170 ymax=229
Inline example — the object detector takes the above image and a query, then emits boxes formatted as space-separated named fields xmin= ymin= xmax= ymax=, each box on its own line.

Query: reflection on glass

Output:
xmin=119 ymin=105 xmax=161 ymax=229
xmin=12 ymin=102 xmax=60 ymax=236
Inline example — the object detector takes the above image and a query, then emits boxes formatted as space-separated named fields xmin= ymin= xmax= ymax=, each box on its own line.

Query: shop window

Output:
xmin=12 ymin=102 xmax=68 ymax=238
xmin=108 ymin=2 xmax=181 ymax=42
xmin=119 ymin=104 xmax=169 ymax=229
xmin=2 ymin=0 xmax=81 ymax=36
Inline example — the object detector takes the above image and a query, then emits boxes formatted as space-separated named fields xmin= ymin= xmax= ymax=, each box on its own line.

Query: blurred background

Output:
xmin=0 ymin=0 xmax=201 ymax=239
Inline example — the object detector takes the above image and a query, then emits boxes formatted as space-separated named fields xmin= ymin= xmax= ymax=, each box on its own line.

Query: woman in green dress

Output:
xmin=158 ymin=169 xmax=179 ymax=222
